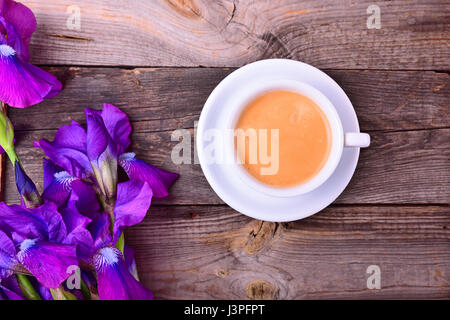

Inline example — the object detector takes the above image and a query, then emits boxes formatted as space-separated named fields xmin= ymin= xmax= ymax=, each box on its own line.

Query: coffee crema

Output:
xmin=235 ymin=89 xmax=332 ymax=188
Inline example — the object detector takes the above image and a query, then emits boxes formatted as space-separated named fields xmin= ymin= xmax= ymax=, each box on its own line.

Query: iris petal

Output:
xmin=69 ymin=180 xmax=101 ymax=219
xmin=0 ymin=43 xmax=61 ymax=108
xmin=0 ymin=16 xmax=25 ymax=62
xmin=46 ymin=120 xmax=87 ymax=151
xmin=100 ymin=104 xmax=131 ymax=154
xmin=35 ymin=121 xmax=92 ymax=178
xmin=94 ymin=247 xmax=153 ymax=300
xmin=64 ymin=227 xmax=93 ymax=262
xmin=85 ymin=108 xmax=109 ymax=163
xmin=113 ymin=180 xmax=152 ymax=241
xmin=61 ymin=199 xmax=94 ymax=261
xmin=34 ymin=202 xmax=67 ymax=243
xmin=42 ymin=171 xmax=76 ymax=206
xmin=0 ymin=202 xmax=47 ymax=239
xmin=0 ymin=202 xmax=66 ymax=242
xmin=25 ymin=63 xmax=62 ymax=99
xmin=17 ymin=240 xmax=78 ymax=289
xmin=119 ymin=153 xmax=178 ymax=198
xmin=89 ymin=212 xmax=111 ymax=250
xmin=43 ymin=158 xmax=64 ymax=189
xmin=0 ymin=5 xmax=60 ymax=108
xmin=37 ymin=143 xmax=91 ymax=179
xmin=72 ymin=181 xmax=112 ymax=250
xmin=38 ymin=284 xmax=53 ymax=300
xmin=124 ymin=245 xmax=139 ymax=280
xmin=0 ymin=0 xmax=36 ymax=61
xmin=0 ymin=230 xmax=17 ymax=273
xmin=0 ymin=275 xmax=24 ymax=300
xmin=64 ymin=195 xmax=93 ymax=232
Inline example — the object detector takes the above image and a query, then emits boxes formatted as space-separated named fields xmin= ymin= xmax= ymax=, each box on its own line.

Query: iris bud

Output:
xmin=15 ymin=160 xmax=41 ymax=208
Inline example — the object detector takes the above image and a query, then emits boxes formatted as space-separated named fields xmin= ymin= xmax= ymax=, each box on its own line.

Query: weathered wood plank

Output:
xmin=22 ymin=0 xmax=449 ymax=69
xmin=4 ymin=127 xmax=449 ymax=205
xmin=124 ymin=205 xmax=450 ymax=299
xmin=4 ymin=67 xmax=449 ymax=204
xmin=8 ymin=67 xmax=450 ymax=132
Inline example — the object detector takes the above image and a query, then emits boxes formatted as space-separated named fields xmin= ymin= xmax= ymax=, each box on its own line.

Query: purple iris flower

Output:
xmin=84 ymin=179 xmax=153 ymax=299
xmin=2 ymin=104 xmax=174 ymax=299
xmin=69 ymin=176 xmax=154 ymax=299
xmin=34 ymin=121 xmax=92 ymax=179
xmin=0 ymin=202 xmax=78 ymax=289
xmin=94 ymin=246 xmax=153 ymax=300
xmin=0 ymin=0 xmax=62 ymax=108
xmin=38 ymin=158 xmax=156 ymax=299
xmin=35 ymin=104 xmax=178 ymax=199
xmin=93 ymin=181 xmax=155 ymax=300
xmin=42 ymin=158 xmax=77 ymax=206
xmin=85 ymin=108 xmax=121 ymax=199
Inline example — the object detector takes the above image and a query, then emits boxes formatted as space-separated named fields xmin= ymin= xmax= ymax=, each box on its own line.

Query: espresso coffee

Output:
xmin=235 ymin=89 xmax=331 ymax=188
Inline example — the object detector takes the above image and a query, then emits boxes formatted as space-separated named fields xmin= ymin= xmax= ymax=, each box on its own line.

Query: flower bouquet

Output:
xmin=0 ymin=0 xmax=178 ymax=300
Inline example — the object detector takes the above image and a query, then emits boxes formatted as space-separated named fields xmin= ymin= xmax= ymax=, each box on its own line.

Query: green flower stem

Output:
xmin=80 ymin=278 xmax=92 ymax=300
xmin=5 ymin=147 xmax=18 ymax=167
xmin=16 ymin=274 xmax=41 ymax=300
xmin=50 ymin=287 xmax=77 ymax=300
xmin=0 ymin=104 xmax=16 ymax=162
xmin=115 ymin=232 xmax=125 ymax=254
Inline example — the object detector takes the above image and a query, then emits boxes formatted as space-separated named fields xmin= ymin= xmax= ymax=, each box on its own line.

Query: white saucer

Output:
xmin=196 ymin=59 xmax=361 ymax=222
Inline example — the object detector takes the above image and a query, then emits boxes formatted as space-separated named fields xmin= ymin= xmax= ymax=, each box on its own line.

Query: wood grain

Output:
xmin=4 ymin=67 xmax=449 ymax=205
xmin=22 ymin=0 xmax=450 ymax=69
xmin=8 ymin=67 xmax=449 ymax=132
xmin=125 ymin=205 xmax=450 ymax=299
xmin=4 ymin=127 xmax=449 ymax=205
xmin=4 ymin=0 xmax=449 ymax=300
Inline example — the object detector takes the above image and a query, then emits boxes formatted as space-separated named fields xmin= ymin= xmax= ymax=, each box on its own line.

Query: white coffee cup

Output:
xmin=223 ymin=79 xmax=370 ymax=198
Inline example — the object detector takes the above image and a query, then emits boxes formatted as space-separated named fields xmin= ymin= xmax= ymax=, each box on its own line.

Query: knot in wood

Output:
xmin=166 ymin=0 xmax=201 ymax=19
xmin=243 ymin=220 xmax=280 ymax=254
xmin=245 ymin=279 xmax=278 ymax=300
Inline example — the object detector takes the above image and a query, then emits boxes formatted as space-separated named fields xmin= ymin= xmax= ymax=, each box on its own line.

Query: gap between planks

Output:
xmin=30 ymin=65 xmax=450 ymax=73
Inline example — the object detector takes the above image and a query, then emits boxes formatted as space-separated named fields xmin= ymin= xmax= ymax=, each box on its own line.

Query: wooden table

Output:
xmin=5 ymin=0 xmax=449 ymax=299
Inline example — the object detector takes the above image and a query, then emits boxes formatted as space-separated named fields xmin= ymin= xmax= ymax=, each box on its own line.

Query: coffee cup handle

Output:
xmin=344 ymin=132 xmax=370 ymax=148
